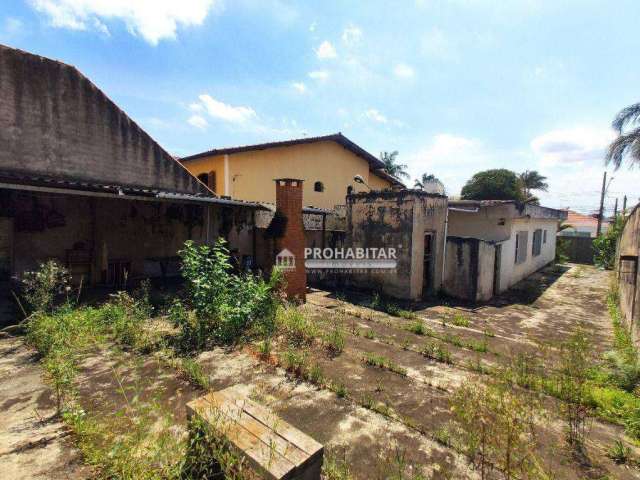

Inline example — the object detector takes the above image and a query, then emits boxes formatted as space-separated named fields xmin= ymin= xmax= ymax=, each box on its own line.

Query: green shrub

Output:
xmin=451 ymin=313 xmax=470 ymax=327
xmin=407 ymin=321 xmax=426 ymax=335
xmin=21 ymin=260 xmax=71 ymax=313
xmin=177 ymin=239 xmax=282 ymax=350
xmin=607 ymin=439 xmax=631 ymax=464
xmin=276 ymin=305 xmax=318 ymax=346
xmin=593 ymin=215 xmax=624 ymax=269
xmin=324 ymin=323 xmax=345 ymax=355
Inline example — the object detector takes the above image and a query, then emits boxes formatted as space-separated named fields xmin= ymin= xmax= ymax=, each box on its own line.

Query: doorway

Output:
xmin=0 ymin=217 xmax=12 ymax=280
xmin=493 ymin=244 xmax=502 ymax=297
xmin=422 ymin=232 xmax=434 ymax=297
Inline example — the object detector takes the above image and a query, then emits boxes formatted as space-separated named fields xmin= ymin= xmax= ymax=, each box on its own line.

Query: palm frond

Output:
xmin=612 ymin=103 xmax=640 ymax=133
xmin=605 ymin=126 xmax=640 ymax=169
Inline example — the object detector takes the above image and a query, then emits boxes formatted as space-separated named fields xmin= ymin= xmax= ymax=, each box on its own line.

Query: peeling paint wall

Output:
xmin=618 ymin=204 xmax=640 ymax=341
xmin=345 ymin=191 xmax=447 ymax=301
xmin=2 ymin=189 xmax=254 ymax=283
xmin=0 ymin=45 xmax=207 ymax=196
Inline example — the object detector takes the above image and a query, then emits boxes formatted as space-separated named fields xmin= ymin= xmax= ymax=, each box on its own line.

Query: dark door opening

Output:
xmin=423 ymin=232 xmax=434 ymax=297
xmin=493 ymin=244 xmax=502 ymax=297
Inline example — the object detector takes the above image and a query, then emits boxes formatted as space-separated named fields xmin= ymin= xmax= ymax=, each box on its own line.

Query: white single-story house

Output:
xmin=444 ymin=200 xmax=567 ymax=301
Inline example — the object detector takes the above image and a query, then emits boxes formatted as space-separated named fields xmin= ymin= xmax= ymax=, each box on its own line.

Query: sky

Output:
xmin=1 ymin=0 xmax=640 ymax=214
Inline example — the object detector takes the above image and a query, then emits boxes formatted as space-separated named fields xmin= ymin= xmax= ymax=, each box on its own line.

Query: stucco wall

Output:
xmin=0 ymin=45 xmax=206 ymax=196
xmin=443 ymin=237 xmax=495 ymax=302
xmin=182 ymin=141 xmax=394 ymax=209
xmin=345 ymin=191 xmax=446 ymax=301
xmin=618 ymin=204 xmax=640 ymax=338
xmin=498 ymin=218 xmax=558 ymax=291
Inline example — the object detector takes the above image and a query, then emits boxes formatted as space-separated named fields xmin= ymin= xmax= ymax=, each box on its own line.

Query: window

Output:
xmin=197 ymin=171 xmax=217 ymax=192
xmin=515 ymin=230 xmax=528 ymax=264
xmin=543 ymin=230 xmax=547 ymax=244
xmin=532 ymin=229 xmax=542 ymax=257
xmin=346 ymin=185 xmax=354 ymax=196
xmin=197 ymin=173 xmax=209 ymax=185
xmin=314 ymin=181 xmax=324 ymax=192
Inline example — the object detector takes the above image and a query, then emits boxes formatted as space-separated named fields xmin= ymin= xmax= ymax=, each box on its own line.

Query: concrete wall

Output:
xmin=0 ymin=45 xmax=207 ymax=196
xmin=618 ymin=205 xmax=640 ymax=340
xmin=443 ymin=237 xmax=495 ymax=302
xmin=183 ymin=141 xmax=394 ymax=209
xmin=498 ymin=217 xmax=558 ymax=291
xmin=345 ymin=191 xmax=447 ymax=301
xmin=2 ymin=189 xmax=254 ymax=284
xmin=448 ymin=204 xmax=561 ymax=297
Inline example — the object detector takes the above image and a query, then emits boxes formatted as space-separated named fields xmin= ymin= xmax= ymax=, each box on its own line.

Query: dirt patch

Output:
xmin=0 ymin=336 xmax=92 ymax=480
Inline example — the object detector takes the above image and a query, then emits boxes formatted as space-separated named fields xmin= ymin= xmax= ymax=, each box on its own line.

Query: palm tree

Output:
xmin=379 ymin=151 xmax=409 ymax=179
xmin=414 ymin=173 xmax=445 ymax=194
xmin=606 ymin=102 xmax=640 ymax=169
xmin=519 ymin=170 xmax=548 ymax=199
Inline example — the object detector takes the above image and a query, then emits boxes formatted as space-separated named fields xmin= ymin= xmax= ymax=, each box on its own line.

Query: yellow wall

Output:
xmin=184 ymin=155 xmax=226 ymax=195
xmin=183 ymin=141 xmax=394 ymax=209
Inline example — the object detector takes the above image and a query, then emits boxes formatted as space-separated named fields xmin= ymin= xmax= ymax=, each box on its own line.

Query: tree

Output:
xmin=414 ymin=173 xmax=445 ymax=194
xmin=519 ymin=170 xmax=548 ymax=199
xmin=606 ymin=102 xmax=640 ymax=169
xmin=461 ymin=169 xmax=524 ymax=201
xmin=379 ymin=151 xmax=409 ymax=179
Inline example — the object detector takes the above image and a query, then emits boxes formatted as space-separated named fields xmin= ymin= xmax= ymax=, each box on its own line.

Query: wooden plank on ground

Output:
xmin=187 ymin=386 xmax=323 ymax=480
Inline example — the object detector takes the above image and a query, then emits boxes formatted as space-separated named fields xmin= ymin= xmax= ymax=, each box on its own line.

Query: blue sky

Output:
xmin=2 ymin=0 xmax=640 ymax=213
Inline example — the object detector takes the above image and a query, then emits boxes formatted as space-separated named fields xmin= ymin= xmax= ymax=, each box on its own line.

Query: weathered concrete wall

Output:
xmin=477 ymin=241 xmax=496 ymax=301
xmin=443 ymin=237 xmax=477 ymax=301
xmin=443 ymin=237 xmax=495 ymax=302
xmin=2 ymin=189 xmax=254 ymax=283
xmin=618 ymin=204 xmax=640 ymax=339
xmin=0 ymin=45 xmax=207 ymax=196
xmin=345 ymin=191 xmax=447 ymax=301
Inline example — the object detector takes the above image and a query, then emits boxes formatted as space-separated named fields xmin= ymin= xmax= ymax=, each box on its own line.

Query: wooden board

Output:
xmin=187 ymin=386 xmax=323 ymax=480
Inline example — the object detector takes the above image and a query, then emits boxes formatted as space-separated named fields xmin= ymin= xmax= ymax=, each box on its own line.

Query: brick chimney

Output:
xmin=274 ymin=178 xmax=306 ymax=302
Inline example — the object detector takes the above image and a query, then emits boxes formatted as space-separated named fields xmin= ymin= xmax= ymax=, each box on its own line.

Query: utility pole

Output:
xmin=614 ymin=197 xmax=618 ymax=218
xmin=623 ymin=195 xmax=627 ymax=216
xmin=596 ymin=171 xmax=606 ymax=237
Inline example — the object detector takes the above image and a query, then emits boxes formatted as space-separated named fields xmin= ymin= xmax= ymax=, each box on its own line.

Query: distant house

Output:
xmin=445 ymin=200 xmax=567 ymax=301
xmin=559 ymin=210 xmax=609 ymax=238
xmin=179 ymin=134 xmax=404 ymax=210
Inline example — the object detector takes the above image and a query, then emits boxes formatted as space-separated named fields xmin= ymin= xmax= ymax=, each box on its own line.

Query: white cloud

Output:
xmin=421 ymin=28 xmax=456 ymax=60
xmin=28 ymin=0 xmax=218 ymax=45
xmin=405 ymin=134 xmax=491 ymax=196
xmin=197 ymin=94 xmax=257 ymax=123
xmin=188 ymin=114 xmax=208 ymax=130
xmin=365 ymin=109 xmax=387 ymax=123
xmin=308 ymin=70 xmax=329 ymax=81
xmin=3 ymin=17 xmax=25 ymax=36
xmin=292 ymin=82 xmax=306 ymax=93
xmin=531 ymin=127 xmax=614 ymax=167
xmin=393 ymin=63 xmax=415 ymax=78
xmin=342 ymin=24 xmax=362 ymax=45
xmin=315 ymin=40 xmax=337 ymax=59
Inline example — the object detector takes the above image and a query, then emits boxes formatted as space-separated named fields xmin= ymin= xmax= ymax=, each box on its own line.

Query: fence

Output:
xmin=557 ymin=236 xmax=594 ymax=264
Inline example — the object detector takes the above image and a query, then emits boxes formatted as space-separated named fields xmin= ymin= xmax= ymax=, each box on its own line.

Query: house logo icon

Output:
xmin=275 ymin=249 xmax=296 ymax=271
